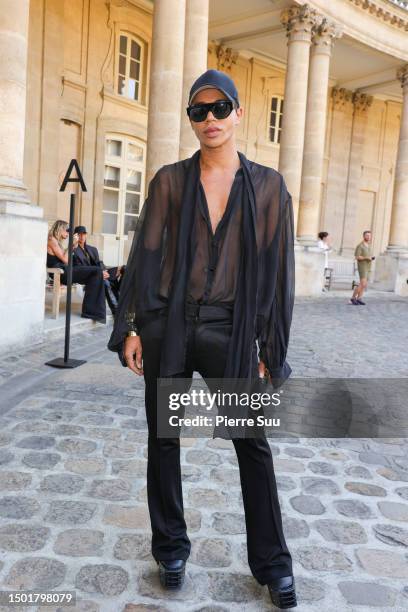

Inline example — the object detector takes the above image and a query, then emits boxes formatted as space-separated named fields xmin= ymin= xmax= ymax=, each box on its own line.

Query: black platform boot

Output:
xmin=157 ymin=559 xmax=186 ymax=590
xmin=267 ymin=575 xmax=297 ymax=609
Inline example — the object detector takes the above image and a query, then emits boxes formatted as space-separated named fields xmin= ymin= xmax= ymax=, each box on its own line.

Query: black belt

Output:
xmin=185 ymin=301 xmax=234 ymax=321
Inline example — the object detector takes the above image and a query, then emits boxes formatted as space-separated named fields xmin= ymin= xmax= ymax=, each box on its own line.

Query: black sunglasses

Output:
xmin=186 ymin=99 xmax=234 ymax=122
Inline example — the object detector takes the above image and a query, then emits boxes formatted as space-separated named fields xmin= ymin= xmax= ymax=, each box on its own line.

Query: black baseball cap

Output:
xmin=74 ymin=225 xmax=87 ymax=234
xmin=188 ymin=69 xmax=240 ymax=107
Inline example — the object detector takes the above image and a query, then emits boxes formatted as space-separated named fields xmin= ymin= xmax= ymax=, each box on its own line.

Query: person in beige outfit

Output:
xmin=349 ymin=230 xmax=375 ymax=305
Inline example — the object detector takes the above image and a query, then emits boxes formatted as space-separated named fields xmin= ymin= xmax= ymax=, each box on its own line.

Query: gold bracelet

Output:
xmin=126 ymin=331 xmax=139 ymax=337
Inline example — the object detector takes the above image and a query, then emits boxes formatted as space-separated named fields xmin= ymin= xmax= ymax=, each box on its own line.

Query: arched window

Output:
xmin=103 ymin=135 xmax=145 ymax=239
xmin=117 ymin=33 xmax=143 ymax=102
xmin=269 ymin=96 xmax=284 ymax=144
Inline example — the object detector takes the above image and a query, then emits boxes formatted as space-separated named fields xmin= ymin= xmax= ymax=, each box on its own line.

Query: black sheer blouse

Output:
xmin=108 ymin=149 xmax=295 ymax=387
xmin=186 ymin=167 xmax=243 ymax=303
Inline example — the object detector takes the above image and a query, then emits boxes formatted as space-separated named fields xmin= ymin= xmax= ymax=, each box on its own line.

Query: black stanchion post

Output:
xmin=46 ymin=160 xmax=88 ymax=369
xmin=63 ymin=193 xmax=75 ymax=363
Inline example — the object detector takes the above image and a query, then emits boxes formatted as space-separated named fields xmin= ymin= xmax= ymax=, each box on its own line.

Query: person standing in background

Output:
xmin=349 ymin=230 xmax=375 ymax=305
xmin=317 ymin=231 xmax=332 ymax=269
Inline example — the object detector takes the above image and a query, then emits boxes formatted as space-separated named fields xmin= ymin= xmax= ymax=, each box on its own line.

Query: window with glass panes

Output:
xmin=117 ymin=33 xmax=143 ymax=101
xmin=103 ymin=136 xmax=145 ymax=237
xmin=269 ymin=96 xmax=284 ymax=144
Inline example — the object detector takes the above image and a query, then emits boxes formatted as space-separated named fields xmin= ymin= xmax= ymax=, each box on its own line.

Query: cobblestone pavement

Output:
xmin=0 ymin=291 xmax=407 ymax=612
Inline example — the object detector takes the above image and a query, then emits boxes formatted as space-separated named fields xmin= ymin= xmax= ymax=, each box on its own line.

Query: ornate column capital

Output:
xmin=280 ymin=4 xmax=320 ymax=43
xmin=397 ymin=64 xmax=408 ymax=89
xmin=332 ymin=87 xmax=353 ymax=110
xmin=353 ymin=92 xmax=373 ymax=114
xmin=311 ymin=18 xmax=343 ymax=55
xmin=208 ymin=41 xmax=238 ymax=71
xmin=216 ymin=44 xmax=239 ymax=71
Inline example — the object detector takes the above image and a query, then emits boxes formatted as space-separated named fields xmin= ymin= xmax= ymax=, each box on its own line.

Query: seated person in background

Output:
xmin=72 ymin=225 xmax=126 ymax=316
xmin=47 ymin=220 xmax=106 ymax=323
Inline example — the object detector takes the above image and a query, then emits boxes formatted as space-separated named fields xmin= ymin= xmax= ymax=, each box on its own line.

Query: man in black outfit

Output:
xmin=108 ymin=70 xmax=297 ymax=609
xmin=73 ymin=226 xmax=125 ymax=315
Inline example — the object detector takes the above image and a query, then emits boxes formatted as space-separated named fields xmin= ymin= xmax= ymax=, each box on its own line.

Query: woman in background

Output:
xmin=317 ymin=231 xmax=334 ymax=292
xmin=47 ymin=220 xmax=106 ymax=323
xmin=317 ymin=231 xmax=332 ymax=269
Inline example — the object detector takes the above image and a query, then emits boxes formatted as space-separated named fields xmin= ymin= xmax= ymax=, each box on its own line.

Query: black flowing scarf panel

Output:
xmin=158 ymin=150 xmax=200 ymax=377
xmin=107 ymin=163 xmax=172 ymax=355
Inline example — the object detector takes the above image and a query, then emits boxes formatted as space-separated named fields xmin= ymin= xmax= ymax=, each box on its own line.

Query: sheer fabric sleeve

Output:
xmin=107 ymin=165 xmax=170 ymax=358
xmin=258 ymin=177 xmax=295 ymax=387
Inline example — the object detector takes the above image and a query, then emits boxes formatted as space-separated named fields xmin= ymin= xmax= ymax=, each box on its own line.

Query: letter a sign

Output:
xmin=59 ymin=159 xmax=87 ymax=192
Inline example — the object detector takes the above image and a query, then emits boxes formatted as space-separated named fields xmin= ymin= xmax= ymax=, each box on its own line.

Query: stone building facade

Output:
xmin=0 ymin=0 xmax=407 ymax=351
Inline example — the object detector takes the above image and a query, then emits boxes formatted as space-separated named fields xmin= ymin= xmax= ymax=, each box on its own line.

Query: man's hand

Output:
xmin=124 ymin=335 xmax=143 ymax=375
xmin=103 ymin=270 xmax=110 ymax=280
xmin=258 ymin=359 xmax=271 ymax=382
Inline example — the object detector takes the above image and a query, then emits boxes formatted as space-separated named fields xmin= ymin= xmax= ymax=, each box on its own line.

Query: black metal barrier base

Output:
xmin=45 ymin=358 xmax=87 ymax=369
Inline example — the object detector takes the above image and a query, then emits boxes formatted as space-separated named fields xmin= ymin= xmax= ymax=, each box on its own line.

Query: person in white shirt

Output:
xmin=317 ymin=231 xmax=332 ymax=269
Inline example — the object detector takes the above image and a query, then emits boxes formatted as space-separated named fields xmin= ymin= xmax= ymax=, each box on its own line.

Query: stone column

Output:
xmin=146 ymin=0 xmax=186 ymax=186
xmin=0 ymin=0 xmax=31 ymax=205
xmin=322 ymin=87 xmax=354 ymax=248
xmin=388 ymin=64 xmax=408 ymax=252
xmin=340 ymin=92 xmax=373 ymax=256
xmin=279 ymin=4 xmax=319 ymax=233
xmin=297 ymin=19 xmax=342 ymax=244
xmin=0 ymin=0 xmax=48 ymax=351
xmin=179 ymin=0 xmax=209 ymax=160
xmin=375 ymin=65 xmax=408 ymax=296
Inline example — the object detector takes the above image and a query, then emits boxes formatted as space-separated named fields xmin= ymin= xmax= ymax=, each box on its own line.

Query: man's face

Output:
xmin=188 ymin=88 xmax=243 ymax=148
xmin=78 ymin=232 xmax=87 ymax=246
xmin=364 ymin=232 xmax=372 ymax=243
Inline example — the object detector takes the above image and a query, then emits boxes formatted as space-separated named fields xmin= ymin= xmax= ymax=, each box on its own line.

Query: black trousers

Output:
xmin=140 ymin=304 xmax=293 ymax=585
xmin=106 ymin=266 xmax=125 ymax=297
xmin=103 ymin=266 xmax=126 ymax=315
xmin=62 ymin=266 xmax=106 ymax=322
